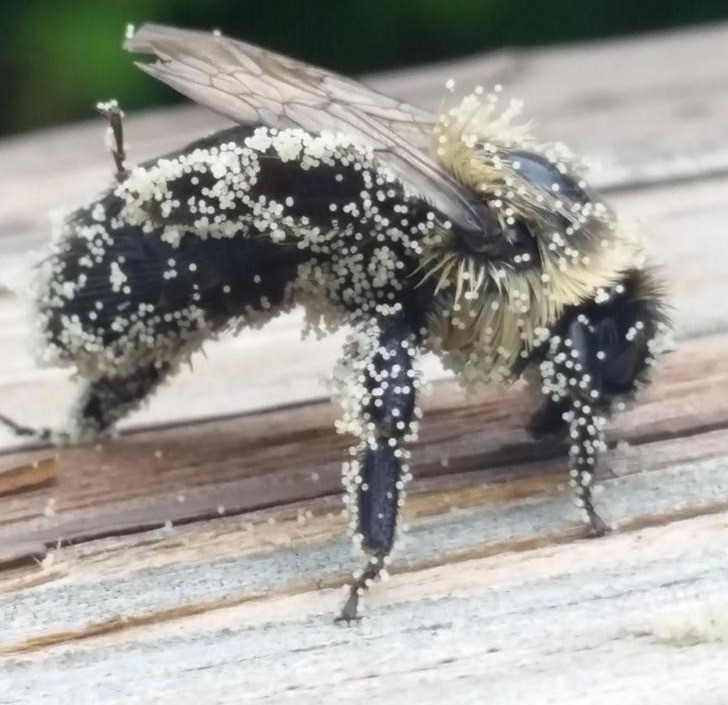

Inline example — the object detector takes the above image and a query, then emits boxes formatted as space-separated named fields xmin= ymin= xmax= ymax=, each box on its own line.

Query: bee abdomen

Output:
xmin=32 ymin=194 xmax=305 ymax=377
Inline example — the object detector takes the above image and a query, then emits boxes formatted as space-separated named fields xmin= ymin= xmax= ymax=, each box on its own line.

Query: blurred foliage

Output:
xmin=2 ymin=0 xmax=727 ymax=136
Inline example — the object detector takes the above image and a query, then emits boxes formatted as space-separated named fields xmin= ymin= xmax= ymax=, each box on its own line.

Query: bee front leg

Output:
xmin=336 ymin=316 xmax=421 ymax=622
xmin=538 ymin=319 xmax=611 ymax=537
xmin=564 ymin=400 xmax=610 ymax=537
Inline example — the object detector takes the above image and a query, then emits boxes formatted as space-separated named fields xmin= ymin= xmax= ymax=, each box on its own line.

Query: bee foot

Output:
xmin=335 ymin=587 xmax=363 ymax=625
xmin=586 ymin=509 xmax=612 ymax=538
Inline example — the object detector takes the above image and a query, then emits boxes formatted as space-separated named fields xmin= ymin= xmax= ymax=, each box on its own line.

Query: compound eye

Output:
xmin=510 ymin=150 xmax=587 ymax=204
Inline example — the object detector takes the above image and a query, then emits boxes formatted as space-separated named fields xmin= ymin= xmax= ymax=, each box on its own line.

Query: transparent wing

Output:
xmin=125 ymin=24 xmax=433 ymax=147
xmin=124 ymin=24 xmax=486 ymax=235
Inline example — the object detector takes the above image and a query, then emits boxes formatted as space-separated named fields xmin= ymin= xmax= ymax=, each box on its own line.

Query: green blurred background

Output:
xmin=2 ymin=0 xmax=727 ymax=137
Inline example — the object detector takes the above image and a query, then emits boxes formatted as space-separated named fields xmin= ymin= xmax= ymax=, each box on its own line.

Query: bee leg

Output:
xmin=96 ymin=100 xmax=129 ymax=182
xmin=540 ymin=319 xmax=611 ymax=537
xmin=63 ymin=361 xmax=171 ymax=444
xmin=336 ymin=317 xmax=421 ymax=622
xmin=0 ymin=414 xmax=51 ymax=440
xmin=526 ymin=403 xmax=571 ymax=464
xmin=565 ymin=402 xmax=611 ymax=537
xmin=0 ymin=361 xmax=169 ymax=445
xmin=527 ymin=397 xmax=570 ymax=440
xmin=337 ymin=441 xmax=403 ymax=623
xmin=542 ymin=276 xmax=670 ymax=536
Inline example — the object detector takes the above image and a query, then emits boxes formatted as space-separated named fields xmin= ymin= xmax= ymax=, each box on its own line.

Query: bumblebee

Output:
xmin=2 ymin=25 xmax=672 ymax=620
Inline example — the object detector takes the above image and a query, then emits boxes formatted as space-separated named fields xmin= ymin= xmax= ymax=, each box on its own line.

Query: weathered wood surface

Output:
xmin=2 ymin=22 xmax=728 ymax=705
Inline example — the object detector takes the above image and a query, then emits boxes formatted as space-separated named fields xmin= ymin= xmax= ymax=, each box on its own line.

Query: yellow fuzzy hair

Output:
xmin=422 ymin=89 xmax=646 ymax=381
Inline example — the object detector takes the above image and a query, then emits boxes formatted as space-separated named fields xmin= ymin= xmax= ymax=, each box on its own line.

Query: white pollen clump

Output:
xmin=652 ymin=600 xmax=728 ymax=646
xmin=92 ymin=203 xmax=106 ymax=222
xmin=43 ymin=497 xmax=57 ymax=517
xmin=109 ymin=261 xmax=127 ymax=293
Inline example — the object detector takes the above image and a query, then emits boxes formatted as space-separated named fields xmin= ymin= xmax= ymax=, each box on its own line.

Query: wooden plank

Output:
xmin=0 ymin=455 xmax=56 ymax=497
xmin=1 ymin=457 xmax=728 ymax=702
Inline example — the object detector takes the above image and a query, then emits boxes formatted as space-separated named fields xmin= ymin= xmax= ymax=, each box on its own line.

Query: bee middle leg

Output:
xmin=336 ymin=315 xmax=421 ymax=622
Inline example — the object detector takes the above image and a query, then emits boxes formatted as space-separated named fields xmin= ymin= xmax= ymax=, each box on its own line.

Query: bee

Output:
xmin=2 ymin=24 xmax=672 ymax=621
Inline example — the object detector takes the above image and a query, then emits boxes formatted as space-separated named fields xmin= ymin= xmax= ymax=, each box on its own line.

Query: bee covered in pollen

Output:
xmin=1 ymin=25 xmax=672 ymax=621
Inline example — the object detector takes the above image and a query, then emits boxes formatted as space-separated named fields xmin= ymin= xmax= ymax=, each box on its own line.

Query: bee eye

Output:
xmin=510 ymin=150 xmax=587 ymax=204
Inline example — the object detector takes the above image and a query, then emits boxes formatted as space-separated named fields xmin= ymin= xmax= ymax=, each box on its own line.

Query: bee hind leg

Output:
xmin=0 ymin=361 xmax=169 ymax=445
xmin=62 ymin=361 xmax=172 ymax=444
xmin=0 ymin=414 xmax=52 ymax=441
xmin=96 ymin=99 xmax=129 ymax=182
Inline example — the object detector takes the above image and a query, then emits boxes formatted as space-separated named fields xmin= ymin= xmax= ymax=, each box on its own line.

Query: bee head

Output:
xmin=421 ymin=87 xmax=644 ymax=368
xmin=427 ymin=88 xmax=628 ymax=284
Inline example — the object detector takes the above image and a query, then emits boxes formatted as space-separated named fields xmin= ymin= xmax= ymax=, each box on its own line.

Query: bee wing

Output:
xmin=124 ymin=24 xmax=486 ymax=235
xmin=125 ymin=24 xmax=434 ymax=145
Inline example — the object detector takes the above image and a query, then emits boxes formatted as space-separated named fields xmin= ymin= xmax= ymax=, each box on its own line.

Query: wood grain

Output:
xmin=0 ymin=455 xmax=56 ymax=497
